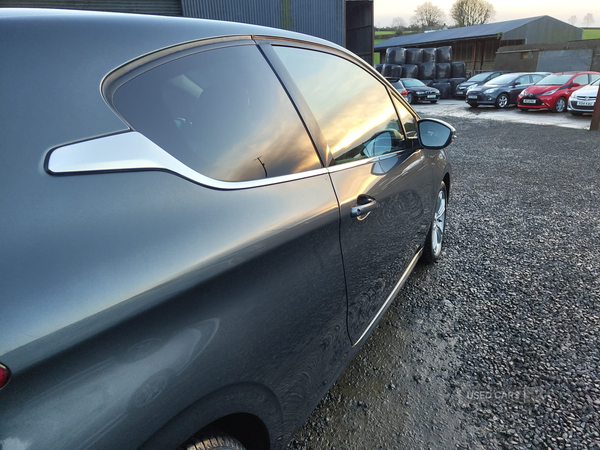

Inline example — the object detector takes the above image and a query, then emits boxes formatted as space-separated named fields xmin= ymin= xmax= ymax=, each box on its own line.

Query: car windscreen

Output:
xmin=468 ymin=73 xmax=491 ymax=82
xmin=402 ymin=79 xmax=426 ymax=87
xmin=590 ymin=78 xmax=600 ymax=86
xmin=391 ymin=81 xmax=404 ymax=90
xmin=535 ymin=74 xmax=573 ymax=86
xmin=483 ymin=74 xmax=516 ymax=86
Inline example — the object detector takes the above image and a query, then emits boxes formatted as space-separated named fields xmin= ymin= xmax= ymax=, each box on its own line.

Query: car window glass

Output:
xmin=391 ymin=96 xmax=417 ymax=139
xmin=591 ymin=74 xmax=600 ymax=83
xmin=273 ymin=46 xmax=406 ymax=165
xmin=515 ymin=75 xmax=530 ymax=86
xmin=112 ymin=45 xmax=321 ymax=182
xmin=531 ymin=74 xmax=544 ymax=83
xmin=574 ymin=74 xmax=589 ymax=85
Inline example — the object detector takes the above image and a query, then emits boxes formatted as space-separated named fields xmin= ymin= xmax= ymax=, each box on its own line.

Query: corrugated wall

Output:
xmin=182 ymin=0 xmax=345 ymax=46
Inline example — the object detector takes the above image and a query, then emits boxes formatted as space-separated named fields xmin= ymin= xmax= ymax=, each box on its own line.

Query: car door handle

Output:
xmin=351 ymin=196 xmax=377 ymax=218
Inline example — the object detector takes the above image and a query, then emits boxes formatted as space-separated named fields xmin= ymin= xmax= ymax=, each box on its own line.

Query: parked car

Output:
xmin=568 ymin=78 xmax=600 ymax=115
xmin=466 ymin=72 xmax=550 ymax=108
xmin=454 ymin=71 xmax=511 ymax=98
xmin=517 ymin=71 xmax=600 ymax=112
xmin=386 ymin=77 xmax=409 ymax=100
xmin=0 ymin=8 xmax=455 ymax=450
xmin=395 ymin=78 xmax=441 ymax=104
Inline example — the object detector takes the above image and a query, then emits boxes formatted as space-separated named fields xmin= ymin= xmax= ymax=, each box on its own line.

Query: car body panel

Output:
xmin=330 ymin=150 xmax=433 ymax=344
xmin=0 ymin=9 xmax=453 ymax=450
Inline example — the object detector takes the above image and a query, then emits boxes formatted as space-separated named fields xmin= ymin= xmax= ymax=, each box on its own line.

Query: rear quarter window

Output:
xmin=112 ymin=44 xmax=321 ymax=182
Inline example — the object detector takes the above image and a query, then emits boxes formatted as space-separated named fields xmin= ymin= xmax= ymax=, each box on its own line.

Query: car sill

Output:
xmin=352 ymin=248 xmax=423 ymax=347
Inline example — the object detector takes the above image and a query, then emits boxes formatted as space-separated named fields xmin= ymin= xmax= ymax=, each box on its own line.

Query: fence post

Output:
xmin=591 ymin=90 xmax=600 ymax=131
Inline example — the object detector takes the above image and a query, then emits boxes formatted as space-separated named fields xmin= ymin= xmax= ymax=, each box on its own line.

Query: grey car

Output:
xmin=0 ymin=8 xmax=454 ymax=450
xmin=454 ymin=71 xmax=511 ymax=98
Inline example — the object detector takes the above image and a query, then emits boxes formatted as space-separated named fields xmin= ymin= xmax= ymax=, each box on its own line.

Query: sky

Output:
xmin=374 ymin=0 xmax=600 ymax=28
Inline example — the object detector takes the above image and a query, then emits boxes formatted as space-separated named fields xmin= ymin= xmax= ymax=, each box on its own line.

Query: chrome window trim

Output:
xmin=326 ymin=151 xmax=407 ymax=173
xmin=46 ymin=132 xmax=329 ymax=190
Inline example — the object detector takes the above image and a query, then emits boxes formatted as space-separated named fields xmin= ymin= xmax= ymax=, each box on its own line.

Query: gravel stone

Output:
xmin=288 ymin=111 xmax=600 ymax=450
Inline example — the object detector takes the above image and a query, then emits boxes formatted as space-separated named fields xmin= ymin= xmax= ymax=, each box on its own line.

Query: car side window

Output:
xmin=112 ymin=45 xmax=321 ymax=182
xmin=573 ymin=74 xmax=589 ymax=85
xmin=273 ymin=46 xmax=406 ymax=165
xmin=515 ymin=75 xmax=530 ymax=86
xmin=391 ymin=96 xmax=417 ymax=139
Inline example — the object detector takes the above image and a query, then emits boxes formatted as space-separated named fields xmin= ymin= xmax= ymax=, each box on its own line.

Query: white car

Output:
xmin=568 ymin=78 xmax=599 ymax=115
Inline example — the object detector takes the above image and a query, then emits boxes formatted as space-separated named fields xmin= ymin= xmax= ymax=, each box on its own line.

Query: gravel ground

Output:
xmin=289 ymin=112 xmax=600 ymax=449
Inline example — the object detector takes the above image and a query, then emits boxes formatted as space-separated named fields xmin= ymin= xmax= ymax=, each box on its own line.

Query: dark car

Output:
xmin=454 ymin=71 xmax=511 ymax=98
xmin=0 ymin=8 xmax=454 ymax=450
xmin=396 ymin=78 xmax=441 ymax=104
xmin=517 ymin=71 xmax=600 ymax=112
xmin=466 ymin=72 xmax=550 ymax=108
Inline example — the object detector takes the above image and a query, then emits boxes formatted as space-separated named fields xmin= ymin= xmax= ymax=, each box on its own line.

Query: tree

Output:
xmin=411 ymin=2 xmax=445 ymax=28
xmin=450 ymin=0 xmax=495 ymax=27
xmin=391 ymin=17 xmax=406 ymax=31
xmin=583 ymin=13 xmax=595 ymax=27
xmin=568 ymin=15 xmax=577 ymax=25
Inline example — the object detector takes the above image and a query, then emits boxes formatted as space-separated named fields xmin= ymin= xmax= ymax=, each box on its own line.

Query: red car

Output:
xmin=517 ymin=71 xmax=600 ymax=112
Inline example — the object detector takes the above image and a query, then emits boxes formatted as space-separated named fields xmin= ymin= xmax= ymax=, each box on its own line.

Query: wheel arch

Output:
xmin=443 ymin=172 xmax=451 ymax=202
xmin=140 ymin=382 xmax=282 ymax=450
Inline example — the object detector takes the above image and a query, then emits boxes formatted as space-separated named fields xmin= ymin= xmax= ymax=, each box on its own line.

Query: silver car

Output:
xmin=568 ymin=78 xmax=600 ymax=115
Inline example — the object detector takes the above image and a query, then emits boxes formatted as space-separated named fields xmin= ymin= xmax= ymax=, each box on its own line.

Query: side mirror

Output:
xmin=572 ymin=82 xmax=581 ymax=87
xmin=417 ymin=119 xmax=456 ymax=150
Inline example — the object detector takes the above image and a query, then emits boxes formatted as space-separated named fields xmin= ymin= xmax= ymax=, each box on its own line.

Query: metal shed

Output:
xmin=2 ymin=0 xmax=374 ymax=62
xmin=375 ymin=16 xmax=583 ymax=74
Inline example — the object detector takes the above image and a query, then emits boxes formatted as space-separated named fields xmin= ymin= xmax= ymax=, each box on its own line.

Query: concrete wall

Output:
xmin=494 ymin=39 xmax=600 ymax=72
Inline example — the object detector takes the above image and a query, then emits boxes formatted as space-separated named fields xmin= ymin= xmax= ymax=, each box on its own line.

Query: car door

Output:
xmin=510 ymin=74 xmax=532 ymax=104
xmin=270 ymin=45 xmax=433 ymax=345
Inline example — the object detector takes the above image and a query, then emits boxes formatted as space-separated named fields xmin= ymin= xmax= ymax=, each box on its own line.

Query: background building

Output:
xmin=376 ymin=16 xmax=582 ymax=74
xmin=2 ymin=0 xmax=374 ymax=62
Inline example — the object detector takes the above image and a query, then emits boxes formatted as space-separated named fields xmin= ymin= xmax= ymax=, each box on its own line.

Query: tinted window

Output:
xmin=113 ymin=45 xmax=321 ymax=182
xmin=273 ymin=46 xmax=406 ymax=164
xmin=574 ymin=74 xmax=589 ymax=85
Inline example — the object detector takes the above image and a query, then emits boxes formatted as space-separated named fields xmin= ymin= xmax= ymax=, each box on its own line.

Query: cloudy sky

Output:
xmin=374 ymin=0 xmax=600 ymax=28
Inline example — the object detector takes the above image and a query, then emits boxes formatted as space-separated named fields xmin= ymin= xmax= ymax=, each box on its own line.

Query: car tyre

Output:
xmin=180 ymin=431 xmax=246 ymax=450
xmin=422 ymin=181 xmax=447 ymax=264
xmin=495 ymin=93 xmax=509 ymax=109
xmin=553 ymin=97 xmax=567 ymax=113
xmin=406 ymin=92 xmax=414 ymax=104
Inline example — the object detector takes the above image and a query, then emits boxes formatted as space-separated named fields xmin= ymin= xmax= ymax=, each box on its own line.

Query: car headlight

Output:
xmin=542 ymin=89 xmax=558 ymax=95
xmin=483 ymin=88 xmax=496 ymax=94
